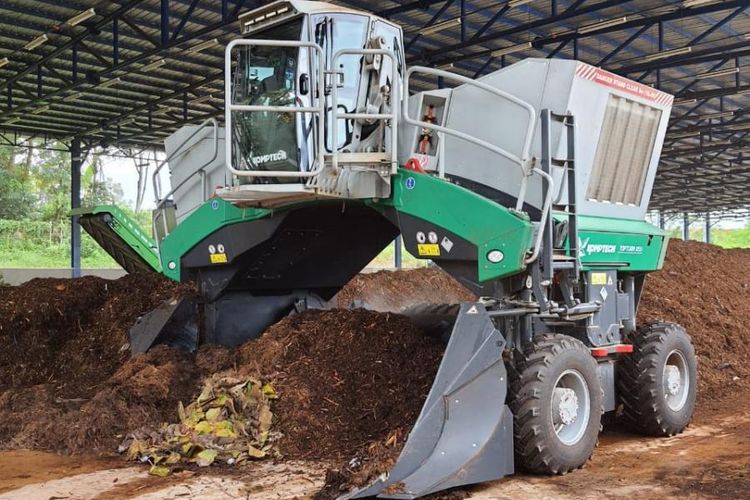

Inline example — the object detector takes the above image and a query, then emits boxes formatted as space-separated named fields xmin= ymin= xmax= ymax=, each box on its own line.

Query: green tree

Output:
xmin=0 ymin=146 xmax=38 ymax=219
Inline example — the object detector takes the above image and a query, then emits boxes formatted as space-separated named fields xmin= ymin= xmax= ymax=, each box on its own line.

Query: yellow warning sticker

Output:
xmin=210 ymin=253 xmax=228 ymax=264
xmin=591 ymin=272 xmax=607 ymax=285
xmin=417 ymin=243 xmax=441 ymax=257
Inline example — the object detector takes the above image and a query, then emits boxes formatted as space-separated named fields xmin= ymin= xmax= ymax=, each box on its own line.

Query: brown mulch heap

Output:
xmin=0 ymin=346 xmax=213 ymax=452
xmin=639 ymin=239 xmax=750 ymax=401
xmin=0 ymin=273 xmax=202 ymax=452
xmin=0 ymin=273 xmax=190 ymax=397
xmin=336 ymin=266 xmax=476 ymax=311
xmin=238 ymin=309 xmax=445 ymax=461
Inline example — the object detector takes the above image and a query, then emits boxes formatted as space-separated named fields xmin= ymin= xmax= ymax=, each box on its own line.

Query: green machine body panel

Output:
xmin=555 ymin=214 xmax=668 ymax=272
xmin=73 ymin=205 xmax=161 ymax=274
xmin=158 ymin=198 xmax=272 ymax=281
xmin=376 ymin=170 xmax=535 ymax=281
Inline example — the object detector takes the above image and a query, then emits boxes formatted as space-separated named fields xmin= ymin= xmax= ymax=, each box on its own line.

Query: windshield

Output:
xmin=231 ymin=19 xmax=302 ymax=181
xmin=313 ymin=14 xmax=368 ymax=152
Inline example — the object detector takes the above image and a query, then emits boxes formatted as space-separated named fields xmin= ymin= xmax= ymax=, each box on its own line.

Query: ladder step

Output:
xmin=553 ymin=261 xmax=576 ymax=270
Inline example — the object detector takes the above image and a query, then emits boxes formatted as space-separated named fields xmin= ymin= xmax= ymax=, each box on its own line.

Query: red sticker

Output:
xmin=576 ymin=63 xmax=673 ymax=106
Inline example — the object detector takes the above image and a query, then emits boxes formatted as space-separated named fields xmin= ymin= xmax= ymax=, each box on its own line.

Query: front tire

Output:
xmin=617 ymin=322 xmax=697 ymax=436
xmin=509 ymin=334 xmax=603 ymax=474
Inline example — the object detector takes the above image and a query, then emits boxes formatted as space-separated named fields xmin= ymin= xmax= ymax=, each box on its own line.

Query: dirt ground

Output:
xmin=2 ymin=390 xmax=747 ymax=500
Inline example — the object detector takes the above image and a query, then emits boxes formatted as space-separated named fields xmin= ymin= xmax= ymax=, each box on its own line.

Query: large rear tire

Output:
xmin=509 ymin=334 xmax=603 ymax=474
xmin=617 ymin=322 xmax=697 ymax=436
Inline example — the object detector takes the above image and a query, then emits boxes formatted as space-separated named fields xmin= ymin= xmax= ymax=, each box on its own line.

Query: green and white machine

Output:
xmin=76 ymin=1 xmax=697 ymax=497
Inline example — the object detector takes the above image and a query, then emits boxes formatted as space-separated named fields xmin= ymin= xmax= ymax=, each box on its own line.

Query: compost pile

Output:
xmin=336 ymin=266 xmax=476 ymax=311
xmin=0 ymin=273 xmax=205 ymax=452
xmin=237 ymin=309 xmax=444 ymax=461
xmin=0 ymin=271 xmax=449 ymax=460
xmin=639 ymin=239 xmax=750 ymax=401
xmin=116 ymin=309 xmax=444 ymax=481
xmin=0 ymin=273 xmax=189 ymax=396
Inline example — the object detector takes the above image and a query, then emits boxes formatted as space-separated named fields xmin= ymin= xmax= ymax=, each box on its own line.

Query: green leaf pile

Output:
xmin=118 ymin=374 xmax=281 ymax=476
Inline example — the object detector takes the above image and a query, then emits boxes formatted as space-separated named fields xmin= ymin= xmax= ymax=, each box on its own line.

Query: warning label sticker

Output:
xmin=591 ymin=272 xmax=608 ymax=285
xmin=576 ymin=63 xmax=674 ymax=106
xmin=417 ymin=244 xmax=440 ymax=257
xmin=210 ymin=253 xmax=228 ymax=264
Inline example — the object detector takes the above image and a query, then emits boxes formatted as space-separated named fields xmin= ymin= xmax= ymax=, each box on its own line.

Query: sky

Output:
xmin=98 ymin=153 xmax=167 ymax=210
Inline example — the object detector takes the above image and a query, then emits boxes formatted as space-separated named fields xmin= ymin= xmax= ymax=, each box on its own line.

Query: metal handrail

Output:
xmin=330 ymin=48 xmax=400 ymax=174
xmin=152 ymin=117 xmax=219 ymax=205
xmin=402 ymin=66 xmax=538 ymax=210
xmin=524 ymin=167 xmax=554 ymax=265
xmin=151 ymin=118 xmax=219 ymax=248
xmin=224 ymin=39 xmax=326 ymax=178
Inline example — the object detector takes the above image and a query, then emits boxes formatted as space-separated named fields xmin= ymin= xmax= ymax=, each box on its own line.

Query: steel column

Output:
xmin=682 ymin=213 xmax=689 ymax=241
xmin=394 ymin=237 xmax=403 ymax=269
xmin=705 ymin=213 xmax=711 ymax=244
xmin=70 ymin=138 xmax=82 ymax=278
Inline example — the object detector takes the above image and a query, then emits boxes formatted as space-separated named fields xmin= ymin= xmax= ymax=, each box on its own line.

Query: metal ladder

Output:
xmin=540 ymin=109 xmax=580 ymax=284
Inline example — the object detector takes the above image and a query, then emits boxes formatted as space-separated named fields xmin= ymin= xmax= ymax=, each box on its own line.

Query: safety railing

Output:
xmin=403 ymin=66 xmax=539 ymax=211
xmin=152 ymin=117 xmax=219 ymax=248
xmin=330 ymin=48 xmax=400 ymax=174
xmin=403 ymin=66 xmax=552 ymax=264
xmin=224 ymin=39 xmax=326 ymax=179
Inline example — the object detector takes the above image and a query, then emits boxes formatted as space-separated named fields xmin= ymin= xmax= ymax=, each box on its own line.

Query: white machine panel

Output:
xmin=403 ymin=58 xmax=673 ymax=220
xmin=164 ymin=126 xmax=227 ymax=223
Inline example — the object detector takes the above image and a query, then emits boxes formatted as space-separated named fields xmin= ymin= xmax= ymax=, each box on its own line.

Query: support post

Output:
xmin=71 ymin=138 xmax=82 ymax=278
xmin=658 ymin=211 xmax=665 ymax=229
xmin=682 ymin=213 xmax=689 ymax=241
xmin=705 ymin=213 xmax=711 ymax=244
xmin=394 ymin=237 xmax=402 ymax=269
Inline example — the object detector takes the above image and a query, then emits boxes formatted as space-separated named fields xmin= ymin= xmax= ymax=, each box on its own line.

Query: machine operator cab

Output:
xmin=221 ymin=0 xmax=405 ymax=205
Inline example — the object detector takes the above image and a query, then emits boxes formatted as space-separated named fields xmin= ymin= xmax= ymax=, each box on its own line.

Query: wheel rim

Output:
xmin=551 ymin=369 xmax=591 ymax=446
xmin=664 ymin=349 xmax=690 ymax=412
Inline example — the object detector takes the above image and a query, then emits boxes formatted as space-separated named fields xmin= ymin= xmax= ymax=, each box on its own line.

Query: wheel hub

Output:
xmin=665 ymin=365 xmax=681 ymax=396
xmin=664 ymin=350 xmax=690 ymax=412
xmin=553 ymin=387 xmax=579 ymax=425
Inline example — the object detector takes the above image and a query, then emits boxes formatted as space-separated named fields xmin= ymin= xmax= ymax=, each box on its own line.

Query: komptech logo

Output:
xmin=252 ymin=150 xmax=288 ymax=165
xmin=579 ymin=237 xmax=616 ymax=258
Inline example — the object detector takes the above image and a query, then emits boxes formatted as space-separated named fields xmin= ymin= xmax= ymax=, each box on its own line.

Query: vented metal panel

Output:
xmin=587 ymin=95 xmax=662 ymax=206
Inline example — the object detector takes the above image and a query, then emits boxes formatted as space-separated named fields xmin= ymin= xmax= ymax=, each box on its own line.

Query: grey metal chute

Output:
xmin=342 ymin=302 xmax=514 ymax=499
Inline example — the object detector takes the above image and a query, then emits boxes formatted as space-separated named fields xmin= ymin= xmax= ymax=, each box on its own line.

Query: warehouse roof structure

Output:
xmin=0 ymin=0 xmax=749 ymax=215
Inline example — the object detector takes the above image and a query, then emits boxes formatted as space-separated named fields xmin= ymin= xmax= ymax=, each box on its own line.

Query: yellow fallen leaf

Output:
xmin=262 ymin=384 xmax=277 ymax=399
xmin=205 ymin=407 xmax=222 ymax=421
xmin=195 ymin=449 xmax=217 ymax=467
xmin=247 ymin=445 xmax=266 ymax=458
xmin=194 ymin=421 xmax=212 ymax=434
xmin=148 ymin=465 xmax=171 ymax=477
xmin=181 ymin=442 xmax=202 ymax=457
xmin=177 ymin=401 xmax=187 ymax=424
xmin=126 ymin=439 xmax=146 ymax=461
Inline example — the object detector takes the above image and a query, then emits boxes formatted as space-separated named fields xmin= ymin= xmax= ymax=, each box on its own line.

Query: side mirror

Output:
xmin=299 ymin=73 xmax=309 ymax=95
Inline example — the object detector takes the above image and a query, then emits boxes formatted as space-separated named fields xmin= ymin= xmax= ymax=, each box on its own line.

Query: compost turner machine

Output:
xmin=76 ymin=1 xmax=697 ymax=497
